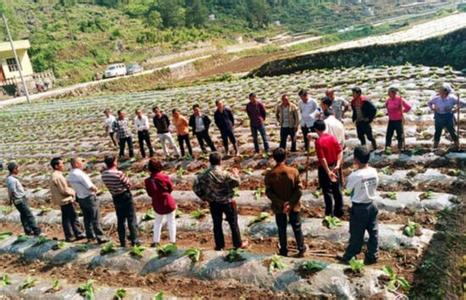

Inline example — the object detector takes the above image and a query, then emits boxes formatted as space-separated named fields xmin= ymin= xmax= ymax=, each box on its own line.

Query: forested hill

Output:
xmin=0 ymin=0 xmax=455 ymax=84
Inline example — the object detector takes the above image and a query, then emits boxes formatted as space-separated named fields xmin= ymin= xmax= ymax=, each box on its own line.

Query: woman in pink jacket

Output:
xmin=145 ymin=158 xmax=177 ymax=247
xmin=385 ymin=86 xmax=411 ymax=152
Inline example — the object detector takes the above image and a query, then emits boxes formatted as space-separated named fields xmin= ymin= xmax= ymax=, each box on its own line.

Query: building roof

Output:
xmin=0 ymin=40 xmax=30 ymax=53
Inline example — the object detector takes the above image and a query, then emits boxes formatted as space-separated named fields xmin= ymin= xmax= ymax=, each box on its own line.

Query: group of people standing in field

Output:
xmin=5 ymin=83 xmax=464 ymax=265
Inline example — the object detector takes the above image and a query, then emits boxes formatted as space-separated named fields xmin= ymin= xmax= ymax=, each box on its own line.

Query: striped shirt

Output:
xmin=101 ymin=168 xmax=131 ymax=196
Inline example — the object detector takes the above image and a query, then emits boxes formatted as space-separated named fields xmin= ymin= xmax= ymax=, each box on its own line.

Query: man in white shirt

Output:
xmin=134 ymin=108 xmax=154 ymax=158
xmin=103 ymin=109 xmax=117 ymax=147
xmin=322 ymin=98 xmax=346 ymax=147
xmin=338 ymin=146 xmax=379 ymax=265
xmin=326 ymin=89 xmax=350 ymax=121
xmin=298 ymin=89 xmax=318 ymax=152
xmin=67 ymin=157 xmax=108 ymax=244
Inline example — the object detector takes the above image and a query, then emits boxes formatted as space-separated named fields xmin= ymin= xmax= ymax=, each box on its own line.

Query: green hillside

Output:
xmin=0 ymin=0 xmax=455 ymax=85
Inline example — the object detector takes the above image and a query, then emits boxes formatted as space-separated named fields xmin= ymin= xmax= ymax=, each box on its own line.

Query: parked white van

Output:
xmin=104 ymin=63 xmax=127 ymax=78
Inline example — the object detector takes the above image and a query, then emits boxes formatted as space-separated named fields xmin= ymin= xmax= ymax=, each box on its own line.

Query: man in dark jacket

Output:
xmin=193 ymin=152 xmax=247 ymax=250
xmin=351 ymin=87 xmax=377 ymax=151
xmin=214 ymin=100 xmax=238 ymax=156
xmin=265 ymin=148 xmax=305 ymax=257
xmin=152 ymin=107 xmax=180 ymax=158
xmin=189 ymin=104 xmax=217 ymax=153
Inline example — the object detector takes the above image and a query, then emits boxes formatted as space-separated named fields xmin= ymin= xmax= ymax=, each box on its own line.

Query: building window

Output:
xmin=6 ymin=58 xmax=19 ymax=72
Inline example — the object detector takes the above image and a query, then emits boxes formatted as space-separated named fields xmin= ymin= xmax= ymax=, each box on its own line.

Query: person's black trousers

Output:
xmin=77 ymin=195 xmax=106 ymax=241
xmin=60 ymin=203 xmax=83 ymax=241
xmin=318 ymin=166 xmax=343 ymax=217
xmin=195 ymin=130 xmax=217 ymax=152
xmin=13 ymin=197 xmax=41 ymax=236
xmin=385 ymin=120 xmax=404 ymax=149
xmin=343 ymin=202 xmax=379 ymax=262
xmin=109 ymin=132 xmax=117 ymax=146
xmin=275 ymin=212 xmax=305 ymax=256
xmin=279 ymin=127 xmax=297 ymax=152
xmin=177 ymin=134 xmax=193 ymax=157
xmin=356 ymin=121 xmax=376 ymax=148
xmin=301 ymin=126 xmax=312 ymax=151
xmin=137 ymin=130 xmax=154 ymax=158
xmin=119 ymin=136 xmax=135 ymax=158
xmin=220 ymin=129 xmax=237 ymax=154
xmin=112 ymin=191 xmax=139 ymax=247
xmin=434 ymin=113 xmax=458 ymax=146
xmin=209 ymin=201 xmax=242 ymax=250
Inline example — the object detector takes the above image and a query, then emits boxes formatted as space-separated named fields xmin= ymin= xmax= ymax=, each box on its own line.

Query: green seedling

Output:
xmin=323 ymin=216 xmax=342 ymax=229
xmin=19 ymin=276 xmax=37 ymax=291
xmin=77 ymin=279 xmax=95 ymax=300
xmin=403 ymin=220 xmax=422 ymax=237
xmin=0 ymin=231 xmax=12 ymax=241
xmin=344 ymin=189 xmax=352 ymax=197
xmin=384 ymin=147 xmax=392 ymax=155
xmin=100 ymin=242 xmax=116 ymax=255
xmin=129 ymin=245 xmax=145 ymax=258
xmin=419 ymin=191 xmax=434 ymax=200
xmin=312 ymin=190 xmax=323 ymax=198
xmin=76 ymin=244 xmax=89 ymax=253
xmin=33 ymin=236 xmax=50 ymax=246
xmin=52 ymin=241 xmax=67 ymax=251
xmin=153 ymin=292 xmax=164 ymax=300
xmin=348 ymin=257 xmax=365 ymax=274
xmin=157 ymin=243 xmax=177 ymax=257
xmin=1 ymin=274 xmax=11 ymax=286
xmin=300 ymin=260 xmax=328 ymax=274
xmin=248 ymin=212 xmax=270 ymax=226
xmin=183 ymin=247 xmax=202 ymax=263
xmin=38 ymin=206 xmax=51 ymax=216
xmin=142 ymin=208 xmax=156 ymax=221
xmin=190 ymin=209 xmax=206 ymax=220
xmin=380 ymin=166 xmax=394 ymax=175
xmin=175 ymin=209 xmax=182 ymax=218
xmin=225 ymin=249 xmax=245 ymax=263
xmin=0 ymin=206 xmax=13 ymax=215
xmin=268 ymin=255 xmax=286 ymax=273
xmin=254 ymin=187 xmax=265 ymax=200
xmin=243 ymin=167 xmax=253 ymax=175
xmin=262 ymin=152 xmax=269 ymax=159
xmin=47 ymin=279 xmax=61 ymax=293
xmin=386 ymin=192 xmax=397 ymax=200
xmin=114 ymin=288 xmax=127 ymax=299
xmin=447 ymin=169 xmax=461 ymax=176
xmin=176 ymin=167 xmax=186 ymax=177
xmin=13 ymin=234 xmax=29 ymax=244
xmin=381 ymin=265 xmax=411 ymax=291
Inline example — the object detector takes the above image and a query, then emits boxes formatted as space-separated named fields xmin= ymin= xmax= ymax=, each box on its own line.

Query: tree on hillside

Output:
xmin=157 ymin=0 xmax=185 ymax=28
xmin=245 ymin=0 xmax=271 ymax=29
xmin=186 ymin=0 xmax=208 ymax=27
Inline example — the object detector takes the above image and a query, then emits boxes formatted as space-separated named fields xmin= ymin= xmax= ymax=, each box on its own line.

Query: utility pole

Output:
xmin=2 ymin=13 xmax=31 ymax=103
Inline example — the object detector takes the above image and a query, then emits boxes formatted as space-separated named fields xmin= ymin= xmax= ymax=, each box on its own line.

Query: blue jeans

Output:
xmin=251 ymin=125 xmax=269 ymax=153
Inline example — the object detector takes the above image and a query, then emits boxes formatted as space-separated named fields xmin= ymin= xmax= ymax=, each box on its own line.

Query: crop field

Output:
xmin=0 ymin=64 xmax=464 ymax=298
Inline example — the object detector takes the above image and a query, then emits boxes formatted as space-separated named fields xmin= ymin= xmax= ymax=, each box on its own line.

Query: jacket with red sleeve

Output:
xmin=145 ymin=172 xmax=176 ymax=215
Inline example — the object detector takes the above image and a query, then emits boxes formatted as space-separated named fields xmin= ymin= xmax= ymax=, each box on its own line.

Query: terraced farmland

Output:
xmin=0 ymin=64 xmax=464 ymax=299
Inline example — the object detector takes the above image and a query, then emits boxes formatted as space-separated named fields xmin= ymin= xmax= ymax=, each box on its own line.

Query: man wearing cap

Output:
xmin=6 ymin=162 xmax=42 ymax=236
xmin=428 ymin=83 xmax=466 ymax=151
xmin=67 ymin=158 xmax=108 ymax=244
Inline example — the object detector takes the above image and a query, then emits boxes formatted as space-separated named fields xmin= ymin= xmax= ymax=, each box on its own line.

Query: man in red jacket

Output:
xmin=314 ymin=120 xmax=344 ymax=218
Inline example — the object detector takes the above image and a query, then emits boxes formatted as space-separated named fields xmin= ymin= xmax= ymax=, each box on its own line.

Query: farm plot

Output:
xmin=0 ymin=64 xmax=464 ymax=299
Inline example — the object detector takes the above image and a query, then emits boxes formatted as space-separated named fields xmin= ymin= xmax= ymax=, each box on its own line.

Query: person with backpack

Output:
xmin=145 ymin=158 xmax=177 ymax=247
xmin=351 ymin=87 xmax=377 ymax=151
xmin=6 ymin=162 xmax=42 ymax=236
xmin=338 ymin=146 xmax=379 ymax=265
xmin=385 ymin=86 xmax=411 ymax=153
xmin=193 ymin=152 xmax=248 ymax=250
